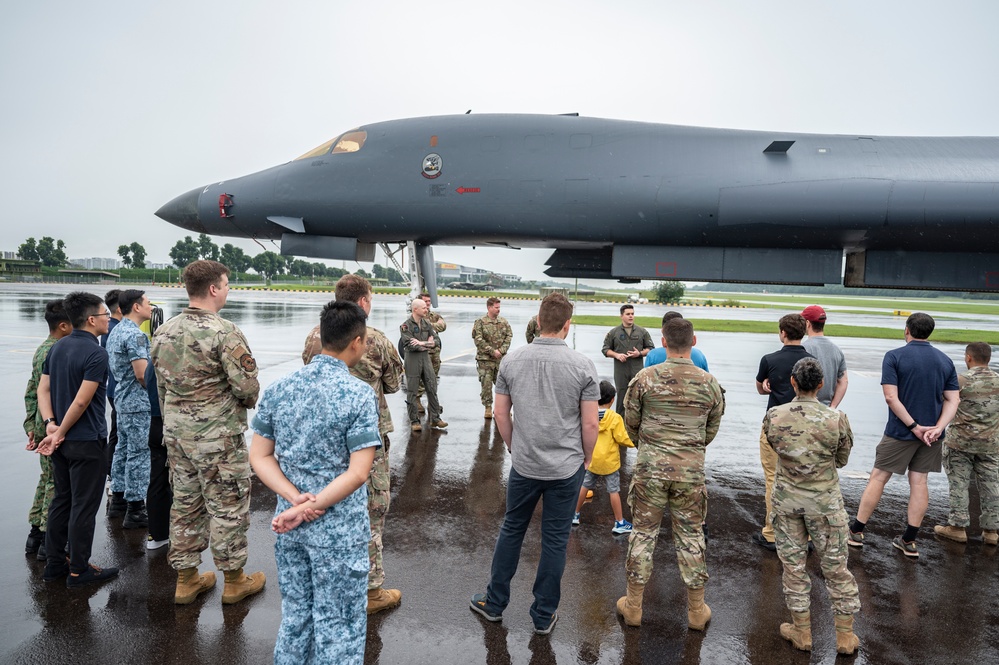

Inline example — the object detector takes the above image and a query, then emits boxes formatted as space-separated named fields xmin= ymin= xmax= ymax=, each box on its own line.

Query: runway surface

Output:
xmin=1 ymin=285 xmax=997 ymax=664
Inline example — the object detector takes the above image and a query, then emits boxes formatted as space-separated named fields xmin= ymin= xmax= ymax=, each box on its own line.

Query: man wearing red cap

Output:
xmin=801 ymin=306 xmax=848 ymax=409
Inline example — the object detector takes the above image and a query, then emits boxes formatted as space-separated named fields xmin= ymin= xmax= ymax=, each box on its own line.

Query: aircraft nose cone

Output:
xmin=155 ymin=186 xmax=207 ymax=233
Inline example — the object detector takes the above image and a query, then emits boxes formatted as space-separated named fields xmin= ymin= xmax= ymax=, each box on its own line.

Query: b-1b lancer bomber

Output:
xmin=155 ymin=113 xmax=999 ymax=300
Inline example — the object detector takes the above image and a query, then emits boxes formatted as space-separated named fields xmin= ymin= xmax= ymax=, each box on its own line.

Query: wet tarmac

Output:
xmin=1 ymin=285 xmax=997 ymax=664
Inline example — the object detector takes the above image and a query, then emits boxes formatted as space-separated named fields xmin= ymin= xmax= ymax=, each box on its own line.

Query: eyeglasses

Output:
xmin=91 ymin=312 xmax=112 ymax=319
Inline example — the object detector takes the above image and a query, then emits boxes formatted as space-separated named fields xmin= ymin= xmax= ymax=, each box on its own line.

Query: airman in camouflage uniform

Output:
xmin=302 ymin=274 xmax=405 ymax=612
xmin=935 ymin=342 xmax=999 ymax=546
xmin=150 ymin=260 xmax=264 ymax=605
xmin=402 ymin=298 xmax=446 ymax=430
xmin=22 ymin=299 xmax=72 ymax=556
xmin=765 ymin=357 xmax=859 ymax=654
xmin=617 ymin=318 xmax=724 ymax=630
xmin=472 ymin=297 xmax=512 ymax=418
xmin=525 ymin=315 xmax=539 ymax=344
xmin=417 ymin=293 xmax=446 ymax=404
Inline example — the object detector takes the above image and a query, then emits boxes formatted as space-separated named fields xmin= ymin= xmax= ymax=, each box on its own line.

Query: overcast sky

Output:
xmin=3 ymin=1 xmax=998 ymax=282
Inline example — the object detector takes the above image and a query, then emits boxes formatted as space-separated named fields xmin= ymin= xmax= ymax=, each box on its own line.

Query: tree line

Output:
xmin=14 ymin=234 xmax=406 ymax=283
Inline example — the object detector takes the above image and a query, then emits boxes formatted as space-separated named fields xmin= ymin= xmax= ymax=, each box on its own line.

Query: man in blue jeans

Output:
xmin=470 ymin=292 xmax=599 ymax=635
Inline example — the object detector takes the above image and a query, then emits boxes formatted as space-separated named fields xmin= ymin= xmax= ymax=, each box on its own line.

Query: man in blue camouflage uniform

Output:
xmin=106 ymin=289 xmax=152 ymax=529
xmin=251 ymin=301 xmax=381 ymax=665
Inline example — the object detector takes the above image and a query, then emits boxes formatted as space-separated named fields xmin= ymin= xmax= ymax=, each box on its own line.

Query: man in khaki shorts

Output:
xmin=847 ymin=313 xmax=960 ymax=558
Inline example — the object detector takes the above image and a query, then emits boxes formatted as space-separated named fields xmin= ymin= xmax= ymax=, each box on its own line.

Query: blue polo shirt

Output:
xmin=645 ymin=346 xmax=709 ymax=372
xmin=43 ymin=329 xmax=108 ymax=441
xmin=881 ymin=340 xmax=959 ymax=441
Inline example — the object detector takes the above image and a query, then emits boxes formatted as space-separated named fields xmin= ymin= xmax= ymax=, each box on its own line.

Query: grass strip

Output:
xmin=571 ymin=316 xmax=999 ymax=345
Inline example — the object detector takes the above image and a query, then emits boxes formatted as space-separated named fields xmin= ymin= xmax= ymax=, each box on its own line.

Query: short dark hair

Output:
xmin=598 ymin=380 xmax=617 ymax=406
xmin=538 ymin=293 xmax=573 ymax=334
xmin=104 ymin=289 xmax=121 ymax=311
xmin=334 ymin=274 xmax=372 ymax=304
xmin=419 ymin=292 xmax=431 ymax=300
xmin=779 ymin=314 xmax=807 ymax=341
xmin=807 ymin=318 xmax=826 ymax=333
xmin=966 ymin=342 xmax=992 ymax=364
xmin=661 ymin=311 xmax=683 ymax=327
xmin=664 ymin=318 xmax=694 ymax=351
xmin=906 ymin=312 xmax=935 ymax=340
xmin=791 ymin=357 xmax=824 ymax=393
xmin=486 ymin=297 xmax=500 ymax=307
xmin=44 ymin=299 xmax=70 ymax=332
xmin=620 ymin=304 xmax=634 ymax=315
xmin=320 ymin=301 xmax=367 ymax=352
xmin=183 ymin=260 xmax=230 ymax=298
xmin=64 ymin=291 xmax=105 ymax=329
xmin=118 ymin=289 xmax=146 ymax=315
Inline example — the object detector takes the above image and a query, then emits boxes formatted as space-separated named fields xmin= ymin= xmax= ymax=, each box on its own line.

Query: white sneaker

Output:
xmin=146 ymin=536 xmax=169 ymax=551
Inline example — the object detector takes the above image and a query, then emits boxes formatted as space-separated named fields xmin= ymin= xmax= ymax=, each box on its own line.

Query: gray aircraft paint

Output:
xmin=156 ymin=114 xmax=999 ymax=293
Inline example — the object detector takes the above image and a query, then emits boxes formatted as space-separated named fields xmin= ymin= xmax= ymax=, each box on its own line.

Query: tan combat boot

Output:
xmin=221 ymin=568 xmax=266 ymax=604
xmin=615 ymin=581 xmax=644 ymax=627
xmin=834 ymin=614 xmax=860 ymax=655
xmin=175 ymin=567 xmax=216 ymax=605
xmin=484 ymin=407 xmax=493 ymax=419
xmin=982 ymin=530 xmax=998 ymax=546
xmin=933 ymin=524 xmax=968 ymax=543
xmin=687 ymin=586 xmax=711 ymax=630
xmin=417 ymin=400 xmax=425 ymax=415
xmin=780 ymin=610 xmax=812 ymax=651
xmin=367 ymin=587 xmax=402 ymax=614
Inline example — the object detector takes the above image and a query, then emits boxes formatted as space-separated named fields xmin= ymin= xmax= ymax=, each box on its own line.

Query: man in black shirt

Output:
xmin=37 ymin=292 xmax=120 ymax=587
xmin=753 ymin=314 xmax=813 ymax=550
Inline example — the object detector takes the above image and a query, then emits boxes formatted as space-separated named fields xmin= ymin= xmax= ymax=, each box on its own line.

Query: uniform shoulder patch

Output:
xmin=229 ymin=344 xmax=257 ymax=372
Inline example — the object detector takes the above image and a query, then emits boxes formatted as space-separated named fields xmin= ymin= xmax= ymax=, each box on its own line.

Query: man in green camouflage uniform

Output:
xmin=934 ymin=342 xmax=999 ymax=546
xmin=302 ymin=274 xmax=406 ymax=613
xmin=416 ymin=293 xmax=446 ymax=411
xmin=525 ymin=315 xmax=539 ymax=344
xmin=617 ymin=318 xmax=724 ymax=631
xmin=472 ymin=297 xmax=512 ymax=419
xmin=23 ymin=299 xmax=72 ymax=558
xmin=151 ymin=260 xmax=265 ymax=606
xmin=765 ymin=357 xmax=860 ymax=655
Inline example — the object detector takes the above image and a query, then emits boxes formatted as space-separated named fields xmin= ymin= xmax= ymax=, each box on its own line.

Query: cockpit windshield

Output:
xmin=295 ymin=129 xmax=367 ymax=160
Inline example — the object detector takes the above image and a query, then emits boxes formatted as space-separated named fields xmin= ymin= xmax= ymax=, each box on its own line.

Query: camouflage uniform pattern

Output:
xmin=764 ymin=396 xmax=860 ymax=615
xmin=150 ymin=307 xmax=259 ymax=571
xmin=107 ymin=318 xmax=152 ymax=502
xmin=401 ymin=316 xmax=441 ymax=422
xmin=623 ymin=358 xmax=724 ymax=588
xmin=942 ymin=365 xmax=999 ymax=529
xmin=24 ymin=335 xmax=57 ymax=530
xmin=603 ymin=324 xmax=655 ymax=413
xmin=304 ymin=324 xmax=404 ymax=588
xmin=472 ymin=315 xmax=512 ymax=408
xmin=525 ymin=316 xmax=539 ymax=344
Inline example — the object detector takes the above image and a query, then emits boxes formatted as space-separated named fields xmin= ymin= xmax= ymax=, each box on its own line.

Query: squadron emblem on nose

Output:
xmin=422 ymin=153 xmax=442 ymax=179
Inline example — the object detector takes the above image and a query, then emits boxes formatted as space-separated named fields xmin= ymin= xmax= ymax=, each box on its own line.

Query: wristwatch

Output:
xmin=906 ymin=421 xmax=917 ymax=430
xmin=43 ymin=417 xmax=57 ymax=426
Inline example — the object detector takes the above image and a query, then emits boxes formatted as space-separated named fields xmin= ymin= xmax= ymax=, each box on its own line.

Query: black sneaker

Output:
xmin=25 ymin=525 xmax=44 ymax=554
xmin=535 ymin=612 xmax=559 ymax=636
xmin=66 ymin=564 xmax=119 ymax=588
xmin=752 ymin=532 xmax=776 ymax=551
xmin=469 ymin=593 xmax=502 ymax=622
xmin=847 ymin=530 xmax=864 ymax=548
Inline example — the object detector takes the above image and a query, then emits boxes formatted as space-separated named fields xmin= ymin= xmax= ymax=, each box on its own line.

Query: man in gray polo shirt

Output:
xmin=470 ymin=292 xmax=599 ymax=636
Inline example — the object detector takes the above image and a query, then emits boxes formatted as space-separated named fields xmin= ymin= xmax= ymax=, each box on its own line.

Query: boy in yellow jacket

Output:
xmin=573 ymin=381 xmax=635 ymax=533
